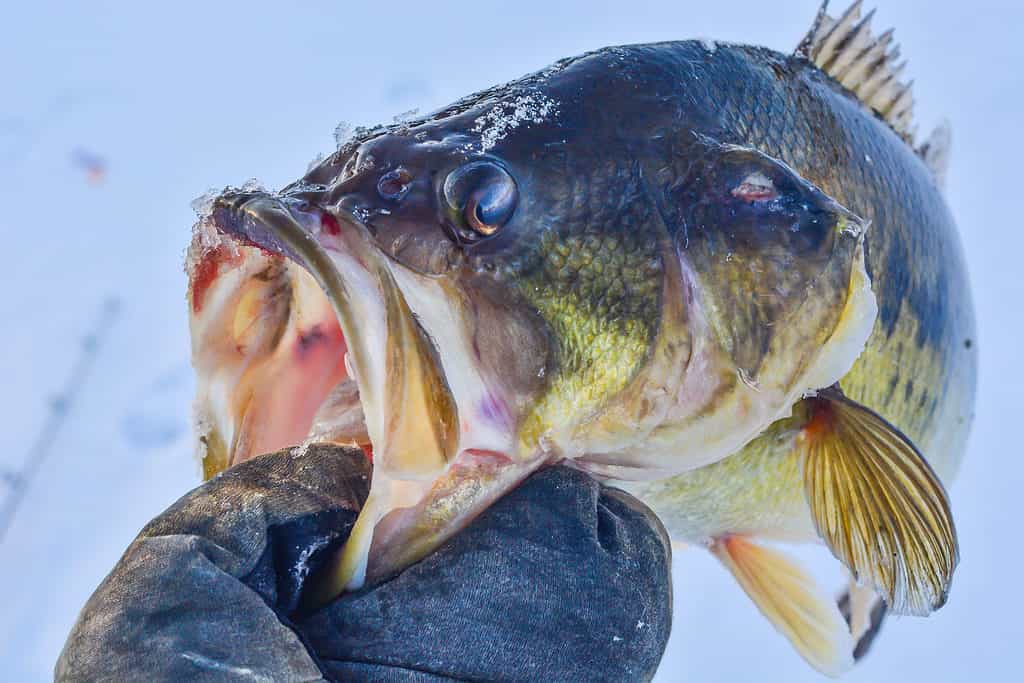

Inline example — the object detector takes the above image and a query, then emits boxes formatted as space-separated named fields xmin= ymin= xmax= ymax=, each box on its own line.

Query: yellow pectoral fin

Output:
xmin=711 ymin=536 xmax=854 ymax=678
xmin=801 ymin=388 xmax=959 ymax=616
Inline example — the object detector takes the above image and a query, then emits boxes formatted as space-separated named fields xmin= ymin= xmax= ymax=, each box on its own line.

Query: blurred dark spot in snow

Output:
xmin=49 ymin=395 xmax=69 ymax=415
xmin=120 ymin=363 xmax=193 ymax=448
xmin=72 ymin=147 xmax=107 ymax=185
xmin=0 ymin=90 xmax=113 ymax=170
xmin=0 ymin=470 xmax=23 ymax=491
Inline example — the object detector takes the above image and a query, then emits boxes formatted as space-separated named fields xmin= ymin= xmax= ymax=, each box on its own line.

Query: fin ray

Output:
xmin=918 ymin=122 xmax=951 ymax=189
xmin=712 ymin=536 xmax=854 ymax=677
xmin=801 ymin=388 xmax=958 ymax=616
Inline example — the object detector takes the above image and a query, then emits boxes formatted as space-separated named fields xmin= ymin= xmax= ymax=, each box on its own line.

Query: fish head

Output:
xmin=201 ymin=110 xmax=639 ymax=593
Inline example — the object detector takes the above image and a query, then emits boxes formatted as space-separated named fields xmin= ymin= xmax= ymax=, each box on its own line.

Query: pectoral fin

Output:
xmin=801 ymin=387 xmax=958 ymax=616
xmin=711 ymin=536 xmax=854 ymax=677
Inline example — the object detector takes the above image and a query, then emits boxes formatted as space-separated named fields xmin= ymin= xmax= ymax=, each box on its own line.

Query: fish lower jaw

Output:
xmin=335 ymin=445 xmax=546 ymax=591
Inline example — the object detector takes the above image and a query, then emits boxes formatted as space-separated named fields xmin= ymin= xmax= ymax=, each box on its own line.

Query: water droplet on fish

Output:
xmin=239 ymin=178 xmax=266 ymax=193
xmin=471 ymin=93 xmax=559 ymax=151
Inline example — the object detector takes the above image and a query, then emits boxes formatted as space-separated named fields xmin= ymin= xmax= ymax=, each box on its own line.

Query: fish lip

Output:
xmin=211 ymin=190 xmax=325 ymax=266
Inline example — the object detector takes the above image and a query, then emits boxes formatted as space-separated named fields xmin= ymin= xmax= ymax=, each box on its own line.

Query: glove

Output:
xmin=56 ymin=444 xmax=673 ymax=682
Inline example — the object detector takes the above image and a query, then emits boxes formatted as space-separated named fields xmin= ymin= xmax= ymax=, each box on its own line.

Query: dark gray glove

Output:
xmin=56 ymin=444 xmax=673 ymax=682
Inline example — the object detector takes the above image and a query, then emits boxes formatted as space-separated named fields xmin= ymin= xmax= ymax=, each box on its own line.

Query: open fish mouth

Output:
xmin=194 ymin=186 xmax=542 ymax=600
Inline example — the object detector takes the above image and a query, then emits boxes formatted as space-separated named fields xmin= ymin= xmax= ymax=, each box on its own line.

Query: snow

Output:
xmin=0 ymin=1 xmax=1020 ymax=681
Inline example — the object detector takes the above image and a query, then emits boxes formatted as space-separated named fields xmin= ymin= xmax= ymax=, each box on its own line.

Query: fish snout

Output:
xmin=211 ymin=190 xmax=333 ymax=265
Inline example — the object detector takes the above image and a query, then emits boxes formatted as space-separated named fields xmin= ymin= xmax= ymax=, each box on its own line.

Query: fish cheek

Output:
xmin=510 ymin=215 xmax=664 ymax=448
xmin=462 ymin=274 xmax=552 ymax=413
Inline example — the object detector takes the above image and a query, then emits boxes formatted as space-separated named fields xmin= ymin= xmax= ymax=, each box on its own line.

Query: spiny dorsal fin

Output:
xmin=796 ymin=2 xmax=917 ymax=144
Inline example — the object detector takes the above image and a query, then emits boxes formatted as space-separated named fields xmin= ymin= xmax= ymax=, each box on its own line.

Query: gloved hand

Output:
xmin=56 ymin=444 xmax=673 ymax=682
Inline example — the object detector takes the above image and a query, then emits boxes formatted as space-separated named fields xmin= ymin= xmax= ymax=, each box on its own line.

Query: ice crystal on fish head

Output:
xmin=471 ymin=92 xmax=559 ymax=151
xmin=334 ymin=121 xmax=354 ymax=149
xmin=190 ymin=188 xmax=221 ymax=218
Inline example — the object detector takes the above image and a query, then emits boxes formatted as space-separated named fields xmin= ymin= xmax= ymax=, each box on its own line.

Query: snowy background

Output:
xmin=1 ymin=1 xmax=1019 ymax=680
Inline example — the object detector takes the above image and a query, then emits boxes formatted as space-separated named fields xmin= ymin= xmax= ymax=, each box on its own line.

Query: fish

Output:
xmin=185 ymin=1 xmax=976 ymax=675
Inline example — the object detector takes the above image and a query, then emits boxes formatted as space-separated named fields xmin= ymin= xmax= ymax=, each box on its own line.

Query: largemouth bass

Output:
xmin=186 ymin=1 xmax=975 ymax=675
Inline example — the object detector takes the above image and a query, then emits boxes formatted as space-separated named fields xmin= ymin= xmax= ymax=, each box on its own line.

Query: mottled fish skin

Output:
xmin=609 ymin=41 xmax=975 ymax=542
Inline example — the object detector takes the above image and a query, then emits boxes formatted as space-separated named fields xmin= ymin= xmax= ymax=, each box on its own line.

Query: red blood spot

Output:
xmin=321 ymin=212 xmax=341 ymax=236
xmin=190 ymin=246 xmax=241 ymax=313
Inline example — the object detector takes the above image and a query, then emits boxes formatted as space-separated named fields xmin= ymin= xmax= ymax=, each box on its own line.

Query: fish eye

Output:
xmin=377 ymin=168 xmax=412 ymax=201
xmin=442 ymin=160 xmax=518 ymax=240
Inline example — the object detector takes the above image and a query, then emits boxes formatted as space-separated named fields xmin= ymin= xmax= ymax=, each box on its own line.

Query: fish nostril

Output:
xmin=377 ymin=168 xmax=412 ymax=201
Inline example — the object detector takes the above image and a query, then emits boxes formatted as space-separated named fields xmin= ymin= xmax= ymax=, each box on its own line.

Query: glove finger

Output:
xmin=57 ymin=445 xmax=370 ymax=682
xmin=139 ymin=443 xmax=370 ymax=612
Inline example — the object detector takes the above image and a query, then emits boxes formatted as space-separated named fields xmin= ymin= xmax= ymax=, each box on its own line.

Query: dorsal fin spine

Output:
xmin=833 ymin=16 xmax=885 ymax=84
xmin=796 ymin=1 xmax=924 ymax=147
